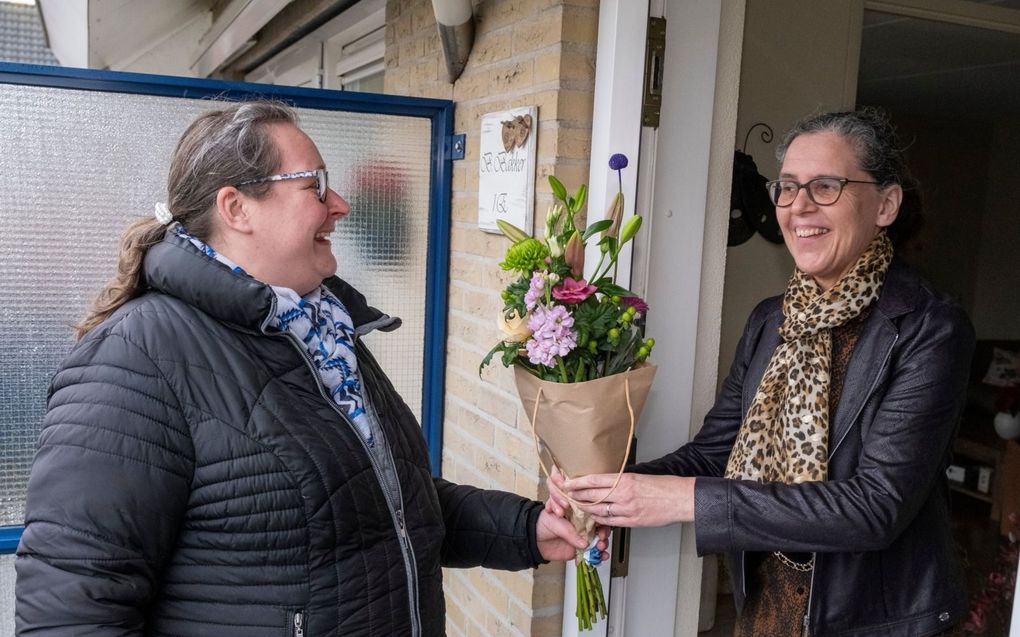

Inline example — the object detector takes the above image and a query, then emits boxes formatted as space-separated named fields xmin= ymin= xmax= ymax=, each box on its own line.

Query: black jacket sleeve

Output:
xmin=15 ymin=329 xmax=194 ymax=636
xmin=433 ymin=477 xmax=546 ymax=571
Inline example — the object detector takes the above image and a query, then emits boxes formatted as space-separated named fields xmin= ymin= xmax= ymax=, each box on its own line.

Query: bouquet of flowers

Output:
xmin=480 ymin=154 xmax=657 ymax=631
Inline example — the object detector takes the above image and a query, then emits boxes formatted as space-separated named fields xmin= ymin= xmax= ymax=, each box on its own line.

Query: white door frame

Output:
xmin=577 ymin=1 xmax=745 ymax=635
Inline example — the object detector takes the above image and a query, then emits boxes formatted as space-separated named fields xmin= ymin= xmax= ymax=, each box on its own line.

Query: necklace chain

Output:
xmin=773 ymin=550 xmax=814 ymax=572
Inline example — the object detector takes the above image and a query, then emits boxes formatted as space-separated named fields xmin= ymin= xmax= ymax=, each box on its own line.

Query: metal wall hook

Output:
xmin=742 ymin=122 xmax=774 ymax=153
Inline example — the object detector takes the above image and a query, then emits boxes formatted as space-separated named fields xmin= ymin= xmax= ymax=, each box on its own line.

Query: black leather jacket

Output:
xmin=16 ymin=233 xmax=545 ymax=637
xmin=633 ymin=259 xmax=975 ymax=636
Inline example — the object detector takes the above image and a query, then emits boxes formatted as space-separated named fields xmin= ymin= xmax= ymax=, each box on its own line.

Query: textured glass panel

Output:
xmin=0 ymin=553 xmax=12 ymax=635
xmin=0 ymin=83 xmax=432 ymax=526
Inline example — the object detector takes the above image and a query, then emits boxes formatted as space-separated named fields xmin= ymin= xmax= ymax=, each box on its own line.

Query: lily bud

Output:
xmin=602 ymin=192 xmax=624 ymax=239
xmin=618 ymin=215 xmax=643 ymax=246
xmin=496 ymin=219 xmax=531 ymax=243
xmin=565 ymin=230 xmax=585 ymax=278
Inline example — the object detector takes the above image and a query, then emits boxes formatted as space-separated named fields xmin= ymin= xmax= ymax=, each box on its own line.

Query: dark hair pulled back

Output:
xmin=775 ymin=106 xmax=923 ymax=248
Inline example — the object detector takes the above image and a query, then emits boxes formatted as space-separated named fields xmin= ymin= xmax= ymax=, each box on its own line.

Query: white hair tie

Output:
xmin=154 ymin=202 xmax=173 ymax=226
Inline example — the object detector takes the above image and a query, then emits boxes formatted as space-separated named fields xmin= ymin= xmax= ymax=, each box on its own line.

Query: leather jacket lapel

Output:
xmin=742 ymin=308 xmax=784 ymax=417
xmin=828 ymin=258 xmax=918 ymax=460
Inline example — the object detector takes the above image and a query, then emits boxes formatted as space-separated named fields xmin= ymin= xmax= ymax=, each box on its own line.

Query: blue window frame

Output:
xmin=0 ymin=62 xmax=454 ymax=554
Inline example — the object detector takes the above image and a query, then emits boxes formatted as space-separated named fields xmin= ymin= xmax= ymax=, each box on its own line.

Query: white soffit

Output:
xmin=191 ymin=0 xmax=294 ymax=77
xmin=38 ymin=0 xmax=88 ymax=68
xmin=86 ymin=0 xmax=209 ymax=71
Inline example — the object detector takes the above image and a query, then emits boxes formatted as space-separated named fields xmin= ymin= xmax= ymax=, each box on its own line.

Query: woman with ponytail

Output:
xmin=15 ymin=101 xmax=600 ymax=637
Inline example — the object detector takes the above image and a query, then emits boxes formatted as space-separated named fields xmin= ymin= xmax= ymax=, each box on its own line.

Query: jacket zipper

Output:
xmin=293 ymin=610 xmax=305 ymax=637
xmin=361 ymin=377 xmax=422 ymax=637
xmin=280 ymin=333 xmax=422 ymax=637
xmin=803 ymin=555 xmax=817 ymax=637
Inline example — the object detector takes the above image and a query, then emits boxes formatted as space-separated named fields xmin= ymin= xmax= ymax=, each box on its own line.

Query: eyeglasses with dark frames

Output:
xmin=236 ymin=168 xmax=329 ymax=202
xmin=765 ymin=177 xmax=880 ymax=207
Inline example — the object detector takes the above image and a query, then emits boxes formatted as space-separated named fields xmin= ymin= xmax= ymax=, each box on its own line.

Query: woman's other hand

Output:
xmin=562 ymin=472 xmax=696 ymax=528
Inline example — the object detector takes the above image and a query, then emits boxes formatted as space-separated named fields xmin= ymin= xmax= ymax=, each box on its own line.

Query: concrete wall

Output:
xmin=384 ymin=1 xmax=600 ymax=634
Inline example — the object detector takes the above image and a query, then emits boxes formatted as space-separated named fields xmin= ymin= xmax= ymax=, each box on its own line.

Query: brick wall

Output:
xmin=384 ymin=0 xmax=599 ymax=634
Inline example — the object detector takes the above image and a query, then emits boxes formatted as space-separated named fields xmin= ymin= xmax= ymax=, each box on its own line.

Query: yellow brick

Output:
xmin=556 ymin=89 xmax=595 ymax=123
xmin=484 ymin=613 xmax=517 ymax=637
xmin=452 ymin=68 xmax=492 ymax=101
xmin=494 ymin=425 xmax=535 ymax=470
xmin=559 ymin=50 xmax=597 ymax=83
xmin=534 ymin=51 xmax=561 ymax=85
xmin=537 ymin=162 xmax=589 ymax=196
xmin=471 ymin=29 xmax=513 ymax=66
xmin=450 ymin=224 xmax=508 ymax=259
xmin=512 ymin=11 xmax=563 ymax=54
xmin=515 ymin=465 xmax=541 ymax=497
xmin=489 ymin=59 xmax=535 ymax=95
xmin=449 ymin=403 xmax=496 ymax=446
xmin=503 ymin=569 xmax=535 ymax=606
xmin=450 ymin=252 xmax=481 ymax=284
xmin=562 ymin=5 xmax=599 ymax=43
xmin=451 ymin=162 xmax=469 ymax=192
xmin=531 ymin=614 xmax=566 ymax=637
xmin=507 ymin=600 xmax=531 ymax=633
xmin=445 ymin=592 xmax=466 ymax=631
xmin=533 ymin=564 xmax=568 ymax=608
xmin=475 ymin=0 xmax=527 ymax=32
xmin=409 ymin=1 xmax=435 ymax=32
xmin=451 ymin=195 xmax=476 ymax=224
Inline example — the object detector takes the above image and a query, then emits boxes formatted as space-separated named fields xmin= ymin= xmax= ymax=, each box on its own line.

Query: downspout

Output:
xmin=431 ymin=0 xmax=474 ymax=82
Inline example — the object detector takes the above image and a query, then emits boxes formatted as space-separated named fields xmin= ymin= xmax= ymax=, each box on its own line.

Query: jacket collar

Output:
xmin=143 ymin=232 xmax=399 ymax=335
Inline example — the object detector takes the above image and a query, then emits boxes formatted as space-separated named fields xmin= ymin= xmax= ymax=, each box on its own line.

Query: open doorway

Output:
xmin=856 ymin=6 xmax=1020 ymax=635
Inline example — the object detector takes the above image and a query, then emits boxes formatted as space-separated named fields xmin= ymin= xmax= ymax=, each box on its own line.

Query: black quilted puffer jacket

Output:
xmin=15 ymin=233 xmax=545 ymax=637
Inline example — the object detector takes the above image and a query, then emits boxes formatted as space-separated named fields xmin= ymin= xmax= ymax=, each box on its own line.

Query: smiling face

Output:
xmin=242 ymin=123 xmax=350 ymax=295
xmin=777 ymin=131 xmax=901 ymax=290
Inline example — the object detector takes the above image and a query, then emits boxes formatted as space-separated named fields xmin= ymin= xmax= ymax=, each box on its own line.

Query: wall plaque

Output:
xmin=477 ymin=105 xmax=536 ymax=234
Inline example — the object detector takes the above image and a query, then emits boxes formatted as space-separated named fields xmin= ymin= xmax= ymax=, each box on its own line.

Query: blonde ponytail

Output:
xmin=74 ymin=218 xmax=167 ymax=340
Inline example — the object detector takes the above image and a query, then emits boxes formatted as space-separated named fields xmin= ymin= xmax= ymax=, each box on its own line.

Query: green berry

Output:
xmin=608 ymin=328 xmax=620 ymax=340
xmin=637 ymin=347 xmax=649 ymax=359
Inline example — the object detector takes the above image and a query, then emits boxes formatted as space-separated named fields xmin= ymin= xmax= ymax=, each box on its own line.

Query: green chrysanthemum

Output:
xmin=499 ymin=238 xmax=550 ymax=274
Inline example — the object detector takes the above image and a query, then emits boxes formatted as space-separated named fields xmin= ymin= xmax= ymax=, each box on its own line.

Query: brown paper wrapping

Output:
xmin=513 ymin=363 xmax=657 ymax=537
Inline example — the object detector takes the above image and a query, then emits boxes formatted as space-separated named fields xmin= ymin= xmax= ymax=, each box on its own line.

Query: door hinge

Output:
xmin=642 ymin=16 xmax=666 ymax=128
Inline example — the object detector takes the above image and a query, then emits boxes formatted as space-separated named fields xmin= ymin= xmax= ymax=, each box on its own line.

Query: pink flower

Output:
xmin=551 ymin=277 xmax=596 ymax=304
xmin=525 ymin=305 xmax=577 ymax=367
xmin=525 ymin=272 xmax=545 ymax=311
xmin=620 ymin=296 xmax=649 ymax=314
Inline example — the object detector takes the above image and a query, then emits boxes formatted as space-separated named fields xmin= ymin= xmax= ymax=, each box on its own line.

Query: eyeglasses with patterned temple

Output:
xmin=766 ymin=177 xmax=880 ymax=207
xmin=236 ymin=168 xmax=329 ymax=202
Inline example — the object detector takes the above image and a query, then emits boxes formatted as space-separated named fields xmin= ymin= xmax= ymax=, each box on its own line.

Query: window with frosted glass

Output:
xmin=0 ymin=84 xmax=432 ymax=531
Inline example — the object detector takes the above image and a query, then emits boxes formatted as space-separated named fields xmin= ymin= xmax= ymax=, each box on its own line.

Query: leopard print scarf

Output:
xmin=724 ymin=231 xmax=893 ymax=484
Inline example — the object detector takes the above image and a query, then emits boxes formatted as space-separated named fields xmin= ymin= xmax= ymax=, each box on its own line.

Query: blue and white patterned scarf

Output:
xmin=175 ymin=226 xmax=372 ymax=442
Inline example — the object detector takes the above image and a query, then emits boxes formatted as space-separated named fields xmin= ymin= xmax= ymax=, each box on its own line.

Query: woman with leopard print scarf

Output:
xmin=556 ymin=108 xmax=974 ymax=636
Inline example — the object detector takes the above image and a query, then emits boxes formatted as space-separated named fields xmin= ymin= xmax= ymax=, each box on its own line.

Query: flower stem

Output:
xmin=556 ymin=356 xmax=569 ymax=383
